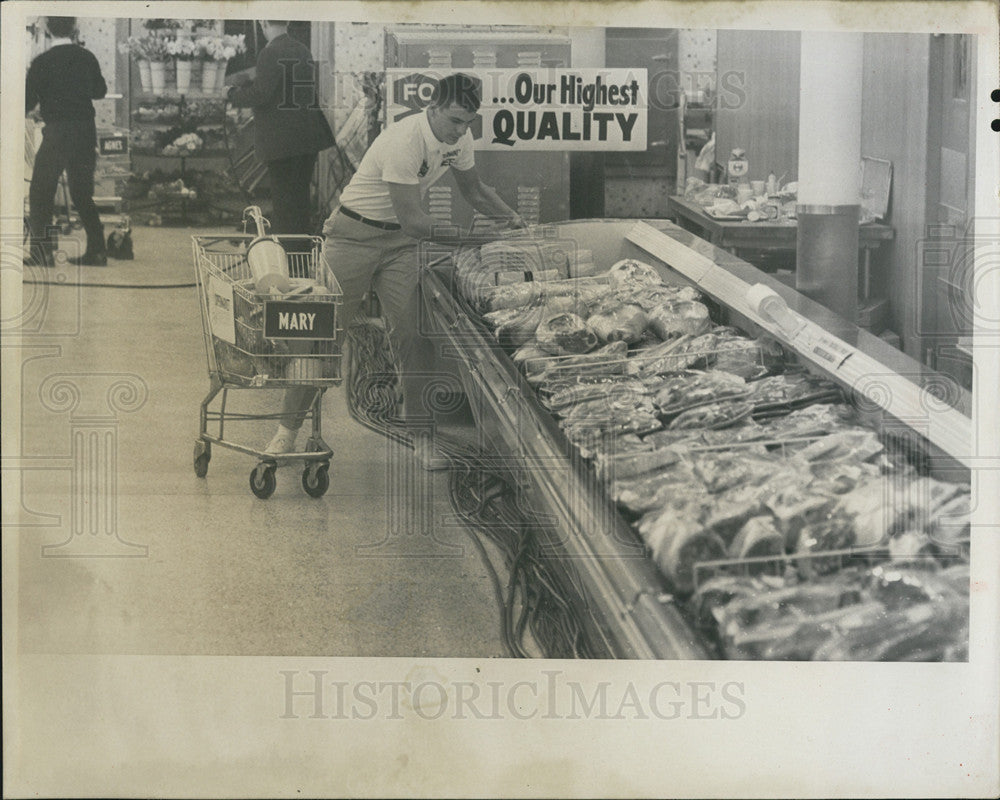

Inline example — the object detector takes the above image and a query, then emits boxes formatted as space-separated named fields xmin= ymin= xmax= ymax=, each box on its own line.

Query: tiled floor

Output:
xmin=12 ymin=225 xmax=506 ymax=657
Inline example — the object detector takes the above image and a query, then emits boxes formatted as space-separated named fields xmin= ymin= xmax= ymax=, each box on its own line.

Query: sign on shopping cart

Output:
xmin=263 ymin=300 xmax=337 ymax=340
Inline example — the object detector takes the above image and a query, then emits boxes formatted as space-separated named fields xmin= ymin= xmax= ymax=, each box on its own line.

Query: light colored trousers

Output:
xmin=279 ymin=210 xmax=437 ymax=428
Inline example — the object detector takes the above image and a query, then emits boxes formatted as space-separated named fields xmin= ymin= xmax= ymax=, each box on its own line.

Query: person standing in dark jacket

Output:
xmin=228 ymin=20 xmax=335 ymax=238
xmin=25 ymin=16 xmax=108 ymax=267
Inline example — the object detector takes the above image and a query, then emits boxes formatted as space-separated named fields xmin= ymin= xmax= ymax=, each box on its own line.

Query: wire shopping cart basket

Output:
xmin=192 ymin=207 xmax=344 ymax=498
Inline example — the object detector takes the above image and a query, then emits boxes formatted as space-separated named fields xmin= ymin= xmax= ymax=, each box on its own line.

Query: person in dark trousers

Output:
xmin=25 ymin=16 xmax=108 ymax=267
xmin=228 ymin=20 xmax=335 ymax=239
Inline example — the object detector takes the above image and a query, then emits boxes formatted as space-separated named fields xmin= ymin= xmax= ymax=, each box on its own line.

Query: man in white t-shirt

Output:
xmin=266 ymin=73 xmax=523 ymax=469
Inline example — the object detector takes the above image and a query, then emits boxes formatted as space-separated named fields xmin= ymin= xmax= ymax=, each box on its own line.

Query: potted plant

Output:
xmin=119 ymin=36 xmax=152 ymax=93
xmin=143 ymin=32 xmax=171 ymax=95
xmin=197 ymin=34 xmax=246 ymax=94
xmin=166 ymin=35 xmax=198 ymax=94
xmin=215 ymin=34 xmax=246 ymax=92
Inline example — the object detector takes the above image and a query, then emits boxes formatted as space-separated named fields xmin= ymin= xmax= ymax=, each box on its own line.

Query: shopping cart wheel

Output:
xmin=193 ymin=440 xmax=211 ymax=478
xmin=250 ymin=461 xmax=277 ymax=499
xmin=302 ymin=461 xmax=330 ymax=498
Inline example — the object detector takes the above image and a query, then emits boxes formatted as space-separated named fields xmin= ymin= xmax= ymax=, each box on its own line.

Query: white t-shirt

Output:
xmin=337 ymin=110 xmax=476 ymax=222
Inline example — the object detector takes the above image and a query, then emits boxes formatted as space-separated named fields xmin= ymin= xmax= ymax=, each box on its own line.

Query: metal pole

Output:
xmin=796 ymin=32 xmax=864 ymax=323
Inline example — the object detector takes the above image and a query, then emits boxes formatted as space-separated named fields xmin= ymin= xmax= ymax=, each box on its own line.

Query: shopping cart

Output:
xmin=192 ymin=207 xmax=344 ymax=498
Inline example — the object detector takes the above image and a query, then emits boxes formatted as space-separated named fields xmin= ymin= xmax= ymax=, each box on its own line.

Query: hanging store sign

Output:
xmin=386 ymin=69 xmax=648 ymax=151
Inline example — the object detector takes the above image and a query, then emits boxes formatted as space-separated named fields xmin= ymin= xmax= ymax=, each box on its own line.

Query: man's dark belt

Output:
xmin=339 ymin=206 xmax=401 ymax=231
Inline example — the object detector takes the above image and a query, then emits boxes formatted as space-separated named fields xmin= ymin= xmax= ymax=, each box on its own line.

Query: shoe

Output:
xmin=412 ymin=432 xmax=450 ymax=471
xmin=69 ymin=251 xmax=107 ymax=267
xmin=265 ymin=426 xmax=299 ymax=455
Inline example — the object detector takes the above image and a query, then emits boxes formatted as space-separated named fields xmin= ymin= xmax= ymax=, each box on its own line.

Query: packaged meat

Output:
xmin=611 ymin=462 xmax=698 ymax=514
xmin=703 ymin=484 xmax=768 ymax=543
xmin=794 ymin=516 xmax=858 ymax=578
xmin=710 ymin=336 xmax=774 ymax=379
xmin=512 ymin=343 xmax=551 ymax=370
xmin=653 ymin=370 xmax=748 ymax=415
xmin=562 ymin=393 xmax=658 ymax=424
xmin=596 ymin=445 xmax=683 ymax=482
xmin=689 ymin=575 xmax=766 ymax=630
xmin=561 ymin=414 xmax=661 ymax=440
xmin=697 ymin=419 xmax=769 ymax=447
xmin=888 ymin=530 xmax=937 ymax=560
xmin=480 ymin=281 xmax=543 ymax=312
xmin=757 ymin=403 xmax=856 ymax=439
xmin=544 ymin=377 xmax=651 ymax=412
xmin=811 ymin=599 xmax=967 ymax=661
xmin=756 ymin=603 xmax=881 ymax=661
xmin=490 ymin=304 xmax=546 ymax=348
xmin=642 ymin=428 xmax=705 ymax=450
xmin=693 ymin=450 xmax=774 ymax=493
xmin=765 ymin=483 xmax=835 ymax=550
xmin=587 ymin=302 xmax=649 ymax=344
xmin=621 ymin=284 xmax=701 ymax=310
xmin=524 ymin=341 xmax=629 ymax=385
xmin=794 ymin=429 xmax=884 ymax=463
xmin=667 ymin=400 xmax=754 ymax=431
xmin=729 ymin=516 xmax=785 ymax=561
xmin=536 ymin=312 xmax=599 ymax=356
xmin=862 ymin=563 xmax=960 ymax=609
xmin=648 ymin=301 xmax=712 ymax=339
xmin=717 ymin=583 xmax=868 ymax=659
xmin=925 ymin=492 xmax=971 ymax=553
xmin=641 ymin=512 xmax=728 ymax=594
xmin=608 ymin=258 xmax=662 ymax=288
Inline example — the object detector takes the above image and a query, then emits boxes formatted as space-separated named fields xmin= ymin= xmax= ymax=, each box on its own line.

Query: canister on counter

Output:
xmin=727 ymin=148 xmax=749 ymax=185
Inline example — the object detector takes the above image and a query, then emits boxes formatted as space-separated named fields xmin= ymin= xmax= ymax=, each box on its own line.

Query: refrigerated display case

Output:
xmin=420 ymin=218 xmax=972 ymax=660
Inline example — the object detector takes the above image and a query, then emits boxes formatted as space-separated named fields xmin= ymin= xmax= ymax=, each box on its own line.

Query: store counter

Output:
xmin=667 ymin=196 xmax=895 ymax=297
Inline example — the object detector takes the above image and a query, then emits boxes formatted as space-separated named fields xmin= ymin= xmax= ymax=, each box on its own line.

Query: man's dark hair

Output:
xmin=46 ymin=17 xmax=77 ymax=38
xmin=431 ymin=73 xmax=482 ymax=113
xmin=264 ymin=20 xmax=289 ymax=27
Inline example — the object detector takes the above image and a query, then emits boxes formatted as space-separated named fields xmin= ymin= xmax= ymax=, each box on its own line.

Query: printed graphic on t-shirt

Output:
xmin=418 ymin=159 xmax=429 ymax=177
xmin=441 ymin=149 xmax=461 ymax=167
